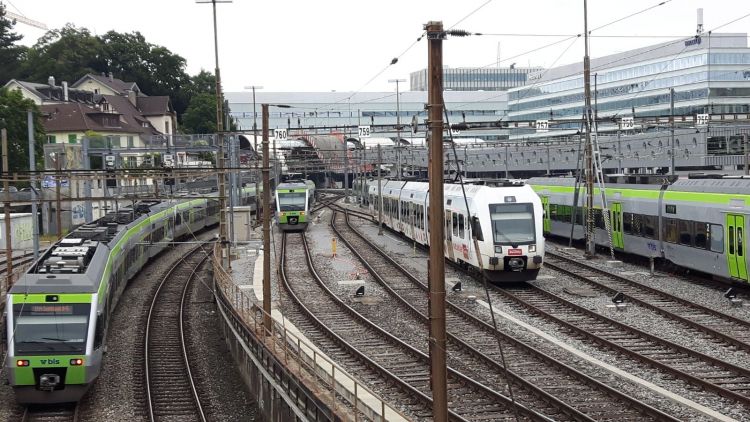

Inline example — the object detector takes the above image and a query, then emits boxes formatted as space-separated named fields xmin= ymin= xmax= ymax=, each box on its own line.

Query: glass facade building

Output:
xmin=225 ymin=91 xmax=510 ymax=141
xmin=410 ymin=67 xmax=542 ymax=91
xmin=508 ymin=33 xmax=750 ymax=136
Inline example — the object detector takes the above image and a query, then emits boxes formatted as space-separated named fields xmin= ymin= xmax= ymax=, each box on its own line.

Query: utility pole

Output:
xmin=670 ymin=87 xmax=675 ymax=176
xmin=744 ymin=133 xmax=749 ymax=175
xmin=344 ymin=139 xmax=350 ymax=203
xmin=197 ymin=0 xmax=231 ymax=268
xmin=261 ymin=104 xmax=272 ymax=335
xmin=2 ymin=129 xmax=13 ymax=290
xmin=425 ymin=20 xmax=448 ymax=422
xmin=244 ymin=85 xmax=263 ymax=227
xmin=583 ymin=0 xmax=596 ymax=257
xmin=55 ymin=152 xmax=63 ymax=240
xmin=377 ymin=143 xmax=383 ymax=235
xmin=28 ymin=112 xmax=39 ymax=261
xmin=389 ymin=78 xmax=406 ymax=181
xmin=362 ymin=143 xmax=367 ymax=205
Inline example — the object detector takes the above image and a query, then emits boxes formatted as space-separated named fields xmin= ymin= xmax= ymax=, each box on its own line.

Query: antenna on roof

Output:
xmin=696 ymin=8 xmax=704 ymax=34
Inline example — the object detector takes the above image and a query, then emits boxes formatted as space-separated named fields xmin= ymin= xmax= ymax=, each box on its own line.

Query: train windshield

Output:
xmin=278 ymin=192 xmax=307 ymax=211
xmin=12 ymin=303 xmax=90 ymax=354
xmin=489 ymin=203 xmax=536 ymax=245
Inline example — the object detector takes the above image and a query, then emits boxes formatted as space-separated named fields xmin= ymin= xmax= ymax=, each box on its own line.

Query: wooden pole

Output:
xmin=262 ymin=104 xmax=272 ymax=335
xmin=425 ymin=20 xmax=448 ymax=422
xmin=2 ymin=129 xmax=13 ymax=290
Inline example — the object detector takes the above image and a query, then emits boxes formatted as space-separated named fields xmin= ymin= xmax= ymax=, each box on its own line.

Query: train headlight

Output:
xmin=494 ymin=246 xmax=502 ymax=254
xmin=300 ymin=211 xmax=305 ymax=215
xmin=529 ymin=245 xmax=536 ymax=253
xmin=16 ymin=360 xmax=29 ymax=367
xmin=69 ymin=359 xmax=84 ymax=366
xmin=280 ymin=212 xmax=285 ymax=217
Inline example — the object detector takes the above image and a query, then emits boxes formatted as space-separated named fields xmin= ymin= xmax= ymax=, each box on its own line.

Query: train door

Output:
xmin=541 ymin=196 xmax=550 ymax=234
xmin=726 ymin=214 xmax=748 ymax=281
xmin=611 ymin=202 xmax=624 ymax=249
xmin=445 ymin=210 xmax=455 ymax=261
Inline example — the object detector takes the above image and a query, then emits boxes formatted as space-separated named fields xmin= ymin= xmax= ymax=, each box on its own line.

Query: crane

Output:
xmin=2 ymin=1 xmax=47 ymax=30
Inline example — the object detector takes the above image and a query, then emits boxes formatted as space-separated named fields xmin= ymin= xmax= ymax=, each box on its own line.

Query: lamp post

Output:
xmin=244 ymin=85 xmax=263 ymax=227
xmin=261 ymin=103 xmax=291 ymax=335
xmin=389 ymin=78 xmax=406 ymax=181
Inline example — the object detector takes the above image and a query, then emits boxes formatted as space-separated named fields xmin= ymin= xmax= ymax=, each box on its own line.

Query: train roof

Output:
xmin=528 ymin=175 xmax=750 ymax=195
xmin=10 ymin=198 xmax=200 ymax=294
xmin=276 ymin=180 xmax=314 ymax=190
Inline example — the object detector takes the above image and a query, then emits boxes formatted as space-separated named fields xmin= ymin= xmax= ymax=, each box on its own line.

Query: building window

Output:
xmin=46 ymin=135 xmax=56 ymax=144
xmin=127 ymin=136 xmax=134 ymax=148
xmin=68 ymin=134 xmax=77 ymax=144
xmin=165 ymin=120 xmax=170 ymax=134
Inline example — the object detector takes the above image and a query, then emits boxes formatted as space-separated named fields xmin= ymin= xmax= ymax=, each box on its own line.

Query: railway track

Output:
xmin=7 ymin=404 xmax=79 ymax=422
xmin=332 ymin=210 xmax=676 ymax=421
xmin=281 ymin=231 xmax=548 ymax=421
xmin=545 ymin=250 xmax=750 ymax=353
xmin=143 ymin=244 xmax=210 ymax=422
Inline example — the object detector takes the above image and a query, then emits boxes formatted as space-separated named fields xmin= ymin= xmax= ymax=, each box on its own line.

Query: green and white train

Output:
xmin=529 ymin=176 xmax=750 ymax=283
xmin=3 ymin=188 xmax=256 ymax=403
xmin=275 ymin=180 xmax=315 ymax=231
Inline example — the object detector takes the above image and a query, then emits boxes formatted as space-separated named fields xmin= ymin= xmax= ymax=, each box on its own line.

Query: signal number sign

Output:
xmin=619 ymin=117 xmax=635 ymax=130
xmin=358 ymin=126 xmax=371 ymax=138
xmin=535 ymin=120 xmax=549 ymax=132
xmin=274 ymin=129 xmax=288 ymax=141
xmin=696 ymin=113 xmax=710 ymax=126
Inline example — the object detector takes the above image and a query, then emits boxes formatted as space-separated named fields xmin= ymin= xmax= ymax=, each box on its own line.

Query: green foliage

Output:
xmin=20 ymin=24 xmax=106 ymax=84
xmin=0 ymin=88 xmax=45 ymax=174
xmin=182 ymin=93 xmax=218 ymax=134
xmin=0 ymin=4 xmax=27 ymax=83
xmin=100 ymin=31 xmax=190 ymax=114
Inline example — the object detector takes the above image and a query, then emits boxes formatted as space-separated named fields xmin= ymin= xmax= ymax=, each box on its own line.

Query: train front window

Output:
xmin=278 ymin=193 xmax=307 ymax=211
xmin=13 ymin=304 xmax=90 ymax=354
xmin=489 ymin=203 xmax=536 ymax=245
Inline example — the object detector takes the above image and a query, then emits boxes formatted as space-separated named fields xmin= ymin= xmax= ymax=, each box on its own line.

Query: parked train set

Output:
xmin=363 ymin=179 xmax=545 ymax=282
xmin=3 ymin=188 xmax=256 ymax=404
xmin=528 ymin=176 xmax=750 ymax=284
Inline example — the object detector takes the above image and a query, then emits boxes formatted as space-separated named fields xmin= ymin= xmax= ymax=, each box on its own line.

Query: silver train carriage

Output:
xmin=367 ymin=180 xmax=545 ymax=282
xmin=3 ymin=187 xmax=256 ymax=404
xmin=528 ymin=176 xmax=750 ymax=283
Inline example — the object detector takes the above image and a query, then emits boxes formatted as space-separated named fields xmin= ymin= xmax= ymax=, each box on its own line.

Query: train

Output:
xmin=3 ymin=187 xmax=256 ymax=404
xmin=528 ymin=175 xmax=750 ymax=283
xmin=276 ymin=180 xmax=316 ymax=231
xmin=366 ymin=179 xmax=544 ymax=282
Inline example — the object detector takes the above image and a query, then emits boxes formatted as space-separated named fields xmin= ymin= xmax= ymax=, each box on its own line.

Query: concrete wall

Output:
xmin=0 ymin=214 xmax=34 ymax=250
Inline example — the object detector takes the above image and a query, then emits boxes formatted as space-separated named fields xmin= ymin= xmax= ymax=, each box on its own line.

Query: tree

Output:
xmin=0 ymin=3 xmax=27 ymax=84
xmin=0 ymin=88 xmax=45 ymax=176
xmin=20 ymin=24 xmax=106 ymax=84
xmin=100 ymin=31 xmax=190 ymax=113
xmin=182 ymin=93 xmax=217 ymax=134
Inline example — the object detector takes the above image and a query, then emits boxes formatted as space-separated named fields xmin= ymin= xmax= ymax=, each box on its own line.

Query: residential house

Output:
xmin=3 ymin=76 xmax=95 ymax=105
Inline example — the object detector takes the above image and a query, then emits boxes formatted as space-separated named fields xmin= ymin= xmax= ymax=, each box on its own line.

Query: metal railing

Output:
xmin=212 ymin=244 xmax=407 ymax=422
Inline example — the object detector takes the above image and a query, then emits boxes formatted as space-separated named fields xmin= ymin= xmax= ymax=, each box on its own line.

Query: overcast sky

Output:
xmin=9 ymin=0 xmax=750 ymax=92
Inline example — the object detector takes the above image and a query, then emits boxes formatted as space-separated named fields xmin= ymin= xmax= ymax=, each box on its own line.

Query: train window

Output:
xmin=459 ymin=214 xmax=465 ymax=238
xmin=623 ymin=213 xmax=633 ymax=234
xmin=664 ymin=219 xmax=678 ymax=243
xmin=678 ymin=220 xmax=693 ymax=246
xmin=550 ymin=204 xmax=557 ymax=220
xmin=665 ymin=204 xmax=677 ymax=214
xmin=729 ymin=226 xmax=735 ymax=254
xmin=471 ymin=216 xmax=484 ymax=241
xmin=739 ymin=227 xmax=744 ymax=256
xmin=710 ymin=224 xmax=723 ymax=252
xmin=643 ymin=215 xmax=657 ymax=239
xmin=453 ymin=213 xmax=458 ymax=237
xmin=594 ymin=209 xmax=605 ymax=230
xmin=94 ymin=313 xmax=105 ymax=349
xmin=695 ymin=223 xmax=708 ymax=249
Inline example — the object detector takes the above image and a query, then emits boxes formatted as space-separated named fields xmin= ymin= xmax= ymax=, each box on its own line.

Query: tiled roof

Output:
xmin=40 ymin=96 xmax=162 ymax=136
xmin=4 ymin=80 xmax=96 ymax=104
xmin=71 ymin=73 xmax=141 ymax=96
xmin=137 ymin=96 xmax=172 ymax=116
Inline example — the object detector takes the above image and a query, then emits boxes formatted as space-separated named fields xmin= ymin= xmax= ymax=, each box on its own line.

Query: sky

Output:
xmin=8 ymin=0 xmax=750 ymax=93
